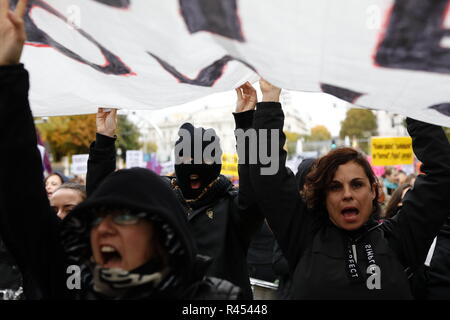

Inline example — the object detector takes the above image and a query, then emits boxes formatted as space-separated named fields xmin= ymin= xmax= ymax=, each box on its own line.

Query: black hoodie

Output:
xmin=242 ymin=102 xmax=450 ymax=299
xmin=0 ymin=65 xmax=239 ymax=300
xmin=61 ymin=168 xmax=241 ymax=300
xmin=87 ymin=119 xmax=264 ymax=299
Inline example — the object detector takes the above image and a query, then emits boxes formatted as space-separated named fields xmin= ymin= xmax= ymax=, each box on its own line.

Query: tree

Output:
xmin=145 ymin=141 xmax=158 ymax=154
xmin=37 ymin=113 xmax=143 ymax=162
xmin=117 ymin=114 xmax=142 ymax=160
xmin=339 ymin=108 xmax=377 ymax=153
xmin=36 ymin=114 xmax=97 ymax=162
xmin=310 ymin=125 xmax=332 ymax=141
xmin=340 ymin=108 xmax=378 ymax=139
xmin=284 ymin=131 xmax=300 ymax=158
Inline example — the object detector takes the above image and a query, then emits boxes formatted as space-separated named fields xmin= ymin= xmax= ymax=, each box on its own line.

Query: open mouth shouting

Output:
xmin=99 ymin=244 xmax=123 ymax=269
xmin=189 ymin=174 xmax=202 ymax=189
xmin=341 ymin=206 xmax=360 ymax=223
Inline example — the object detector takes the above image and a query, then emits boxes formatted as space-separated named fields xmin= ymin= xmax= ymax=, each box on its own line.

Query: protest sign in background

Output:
xmin=71 ymin=154 xmax=89 ymax=175
xmin=371 ymin=137 xmax=413 ymax=166
xmin=17 ymin=0 xmax=450 ymax=127
xmin=221 ymin=153 xmax=238 ymax=178
xmin=125 ymin=150 xmax=145 ymax=169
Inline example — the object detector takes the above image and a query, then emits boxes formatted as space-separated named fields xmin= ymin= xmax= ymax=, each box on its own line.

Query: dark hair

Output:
xmin=55 ymin=182 xmax=87 ymax=201
xmin=383 ymin=183 xmax=412 ymax=219
xmin=304 ymin=147 xmax=380 ymax=215
xmin=44 ymin=172 xmax=65 ymax=185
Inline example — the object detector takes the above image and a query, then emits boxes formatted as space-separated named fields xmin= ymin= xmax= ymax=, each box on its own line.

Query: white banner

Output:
xmin=19 ymin=0 xmax=450 ymax=127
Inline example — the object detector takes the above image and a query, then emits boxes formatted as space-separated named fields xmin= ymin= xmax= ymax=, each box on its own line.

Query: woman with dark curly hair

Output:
xmin=240 ymin=80 xmax=450 ymax=299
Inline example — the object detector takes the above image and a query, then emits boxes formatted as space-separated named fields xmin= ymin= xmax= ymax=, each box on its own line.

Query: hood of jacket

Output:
xmin=60 ymin=168 xmax=199 ymax=299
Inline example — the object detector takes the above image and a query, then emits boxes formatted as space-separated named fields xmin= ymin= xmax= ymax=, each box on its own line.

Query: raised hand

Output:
xmin=0 ymin=0 xmax=27 ymax=66
xmin=235 ymin=81 xmax=257 ymax=113
xmin=259 ymin=78 xmax=281 ymax=103
xmin=96 ymin=107 xmax=117 ymax=137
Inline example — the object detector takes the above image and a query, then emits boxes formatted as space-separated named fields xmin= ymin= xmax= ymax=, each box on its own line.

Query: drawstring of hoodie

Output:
xmin=344 ymin=223 xmax=381 ymax=284
xmin=345 ymin=242 xmax=379 ymax=284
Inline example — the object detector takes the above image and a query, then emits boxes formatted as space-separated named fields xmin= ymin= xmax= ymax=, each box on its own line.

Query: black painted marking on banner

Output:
xmin=179 ymin=0 xmax=245 ymax=42
xmin=148 ymin=53 xmax=234 ymax=87
xmin=91 ymin=0 xmax=130 ymax=8
xmin=320 ymin=83 xmax=364 ymax=104
xmin=22 ymin=0 xmax=133 ymax=76
xmin=429 ymin=103 xmax=450 ymax=116
xmin=375 ymin=0 xmax=450 ymax=74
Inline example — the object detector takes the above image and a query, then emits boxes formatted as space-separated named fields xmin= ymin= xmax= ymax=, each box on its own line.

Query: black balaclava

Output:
xmin=174 ymin=123 xmax=222 ymax=200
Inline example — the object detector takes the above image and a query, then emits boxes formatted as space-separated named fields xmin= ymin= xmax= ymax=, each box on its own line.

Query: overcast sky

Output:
xmin=131 ymin=84 xmax=350 ymax=137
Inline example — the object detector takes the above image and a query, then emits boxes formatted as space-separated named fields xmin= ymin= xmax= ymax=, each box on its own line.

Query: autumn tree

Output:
xmin=145 ymin=141 xmax=158 ymax=153
xmin=284 ymin=131 xmax=300 ymax=158
xmin=37 ymin=113 xmax=142 ymax=162
xmin=36 ymin=114 xmax=97 ymax=162
xmin=310 ymin=125 xmax=332 ymax=141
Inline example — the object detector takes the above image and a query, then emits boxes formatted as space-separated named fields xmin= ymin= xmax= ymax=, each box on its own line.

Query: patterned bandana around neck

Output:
xmin=92 ymin=263 xmax=168 ymax=298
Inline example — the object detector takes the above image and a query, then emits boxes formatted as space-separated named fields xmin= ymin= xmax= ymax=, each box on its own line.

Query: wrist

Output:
xmin=0 ymin=60 xmax=19 ymax=67
xmin=97 ymin=130 xmax=116 ymax=138
xmin=262 ymin=94 xmax=280 ymax=102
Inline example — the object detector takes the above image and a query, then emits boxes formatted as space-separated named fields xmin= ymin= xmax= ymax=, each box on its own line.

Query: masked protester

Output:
xmin=87 ymin=117 xmax=263 ymax=299
xmin=86 ymin=106 xmax=263 ymax=301
xmin=239 ymin=79 xmax=450 ymax=299
xmin=173 ymin=123 xmax=222 ymax=201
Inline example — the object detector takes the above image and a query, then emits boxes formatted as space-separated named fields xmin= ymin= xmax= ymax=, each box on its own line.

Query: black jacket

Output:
xmin=0 ymin=235 xmax=24 ymax=299
xmin=411 ymin=215 xmax=450 ymax=299
xmin=87 ymin=131 xmax=263 ymax=299
xmin=240 ymin=102 xmax=450 ymax=299
xmin=426 ymin=217 xmax=450 ymax=299
xmin=0 ymin=64 xmax=240 ymax=300
xmin=0 ymin=65 xmax=69 ymax=299
xmin=63 ymin=167 xmax=242 ymax=300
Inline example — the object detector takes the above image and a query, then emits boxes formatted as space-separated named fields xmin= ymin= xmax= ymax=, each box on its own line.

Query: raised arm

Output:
xmin=86 ymin=108 xmax=117 ymax=196
xmin=0 ymin=0 xmax=67 ymax=299
xmin=384 ymin=118 xmax=450 ymax=271
xmin=232 ymin=82 xmax=263 ymax=246
xmin=247 ymin=79 xmax=314 ymax=268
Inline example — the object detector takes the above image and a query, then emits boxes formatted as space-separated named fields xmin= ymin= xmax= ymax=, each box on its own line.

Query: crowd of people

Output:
xmin=1 ymin=0 xmax=449 ymax=300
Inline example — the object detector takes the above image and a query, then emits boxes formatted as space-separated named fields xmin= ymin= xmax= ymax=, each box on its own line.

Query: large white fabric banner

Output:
xmin=17 ymin=0 xmax=450 ymax=127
